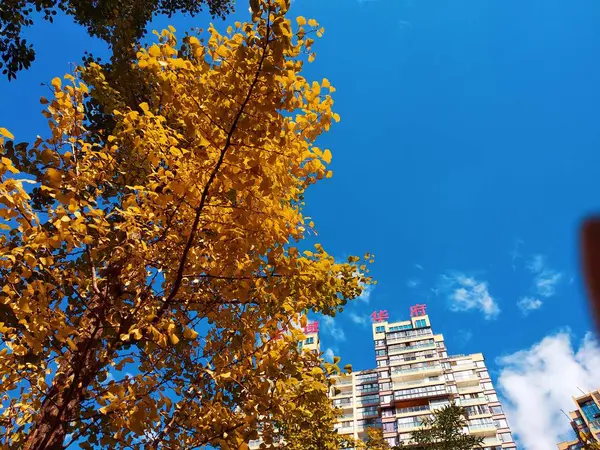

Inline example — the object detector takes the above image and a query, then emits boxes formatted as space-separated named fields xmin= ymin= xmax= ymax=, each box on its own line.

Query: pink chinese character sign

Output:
xmin=371 ymin=310 xmax=389 ymax=323
xmin=410 ymin=304 xmax=427 ymax=317
xmin=303 ymin=321 xmax=319 ymax=334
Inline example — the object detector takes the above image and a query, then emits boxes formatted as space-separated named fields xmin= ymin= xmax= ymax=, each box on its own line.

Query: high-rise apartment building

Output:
xmin=331 ymin=305 xmax=517 ymax=449
xmin=557 ymin=389 xmax=600 ymax=449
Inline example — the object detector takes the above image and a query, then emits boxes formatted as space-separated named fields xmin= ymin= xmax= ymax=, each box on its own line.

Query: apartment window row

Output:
xmin=357 ymin=406 xmax=378 ymax=417
xmin=388 ymin=349 xmax=438 ymax=363
xmin=386 ymin=327 xmax=432 ymax=341
xmin=357 ymin=418 xmax=381 ymax=427
xmin=468 ymin=418 xmax=494 ymax=428
xmin=388 ymin=338 xmax=435 ymax=353
xmin=357 ymin=383 xmax=379 ymax=394
xmin=388 ymin=324 xmax=413 ymax=332
xmin=356 ymin=372 xmax=379 ymax=383
xmin=397 ymin=414 xmax=432 ymax=429
xmin=358 ymin=394 xmax=379 ymax=404
xmin=394 ymin=385 xmax=448 ymax=400
xmin=465 ymin=404 xmax=490 ymax=416
xmin=333 ymin=398 xmax=352 ymax=406
xmin=391 ymin=361 xmax=440 ymax=373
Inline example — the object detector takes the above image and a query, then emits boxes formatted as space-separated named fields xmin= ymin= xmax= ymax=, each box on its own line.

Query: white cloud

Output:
xmin=407 ymin=278 xmax=420 ymax=288
xmin=497 ymin=331 xmax=600 ymax=450
xmin=443 ymin=274 xmax=500 ymax=320
xmin=517 ymin=296 xmax=543 ymax=315
xmin=349 ymin=312 xmax=368 ymax=327
xmin=415 ymin=263 xmax=424 ymax=270
xmin=324 ymin=348 xmax=336 ymax=362
xmin=357 ymin=284 xmax=373 ymax=303
xmin=322 ymin=315 xmax=346 ymax=341
xmin=527 ymin=254 xmax=563 ymax=297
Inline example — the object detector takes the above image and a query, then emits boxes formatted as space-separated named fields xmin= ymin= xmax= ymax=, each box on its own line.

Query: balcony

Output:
xmin=394 ymin=378 xmax=444 ymax=390
xmin=396 ymin=404 xmax=431 ymax=416
xmin=356 ymin=375 xmax=378 ymax=385
xmin=388 ymin=343 xmax=436 ymax=356
xmin=386 ymin=330 xmax=433 ymax=344
xmin=335 ymin=426 xmax=355 ymax=434
xmin=458 ymin=397 xmax=487 ymax=406
xmin=394 ymin=388 xmax=450 ymax=401
xmin=391 ymin=364 xmax=443 ymax=380
xmin=454 ymin=373 xmax=480 ymax=387
xmin=335 ymin=377 xmax=353 ymax=385
xmin=457 ymin=385 xmax=483 ymax=395
xmin=468 ymin=422 xmax=496 ymax=436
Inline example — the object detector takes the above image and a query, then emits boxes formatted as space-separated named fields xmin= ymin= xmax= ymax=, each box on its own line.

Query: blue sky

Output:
xmin=3 ymin=0 xmax=600 ymax=448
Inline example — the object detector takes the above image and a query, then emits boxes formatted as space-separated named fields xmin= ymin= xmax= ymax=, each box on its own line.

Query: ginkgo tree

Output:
xmin=0 ymin=0 xmax=372 ymax=448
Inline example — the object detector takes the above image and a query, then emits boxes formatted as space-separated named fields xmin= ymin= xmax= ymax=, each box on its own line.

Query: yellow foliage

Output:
xmin=0 ymin=1 xmax=371 ymax=449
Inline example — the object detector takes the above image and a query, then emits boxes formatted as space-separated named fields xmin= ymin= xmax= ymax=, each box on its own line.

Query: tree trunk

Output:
xmin=23 ymin=294 xmax=110 ymax=450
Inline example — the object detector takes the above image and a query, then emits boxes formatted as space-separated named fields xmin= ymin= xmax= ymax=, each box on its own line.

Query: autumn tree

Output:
xmin=409 ymin=405 xmax=484 ymax=450
xmin=0 ymin=0 xmax=372 ymax=448
xmin=357 ymin=427 xmax=396 ymax=450
xmin=0 ymin=0 xmax=234 ymax=79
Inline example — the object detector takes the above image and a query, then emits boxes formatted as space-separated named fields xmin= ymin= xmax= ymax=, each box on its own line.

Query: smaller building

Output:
xmin=557 ymin=389 xmax=600 ymax=449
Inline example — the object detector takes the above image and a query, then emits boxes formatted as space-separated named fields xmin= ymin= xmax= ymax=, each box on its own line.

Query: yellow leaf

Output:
xmin=170 ymin=333 xmax=180 ymax=345
xmin=46 ymin=168 xmax=62 ymax=186
xmin=66 ymin=338 xmax=78 ymax=351
xmin=296 ymin=16 xmax=307 ymax=26
xmin=308 ymin=19 xmax=318 ymax=27
xmin=183 ymin=328 xmax=198 ymax=339
xmin=51 ymin=77 xmax=62 ymax=90
xmin=0 ymin=128 xmax=14 ymax=139
xmin=322 ymin=149 xmax=332 ymax=164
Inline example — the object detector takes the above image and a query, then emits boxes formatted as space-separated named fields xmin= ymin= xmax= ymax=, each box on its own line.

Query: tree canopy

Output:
xmin=0 ymin=0 xmax=234 ymax=79
xmin=408 ymin=404 xmax=484 ymax=450
xmin=0 ymin=0 xmax=372 ymax=448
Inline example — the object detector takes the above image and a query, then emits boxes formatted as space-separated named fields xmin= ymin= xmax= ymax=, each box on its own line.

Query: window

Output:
xmin=478 ymin=370 xmax=490 ymax=379
xmin=379 ymin=382 xmax=392 ymax=391
xmin=377 ymin=360 xmax=388 ymax=367
xmin=414 ymin=319 xmax=427 ymax=328
xmin=380 ymin=394 xmax=393 ymax=404
xmin=465 ymin=405 xmax=489 ymax=416
xmin=494 ymin=418 xmax=508 ymax=429
xmin=488 ymin=393 xmax=498 ymax=402
xmin=381 ymin=407 xmax=395 ymax=417
xmin=499 ymin=432 xmax=513 ymax=443
xmin=375 ymin=339 xmax=386 ymax=346
xmin=358 ymin=394 xmax=379 ymax=404
xmin=358 ymin=406 xmax=378 ymax=417
xmin=385 ymin=438 xmax=397 ymax=446
xmin=580 ymin=400 xmax=600 ymax=423
xmin=305 ymin=337 xmax=314 ymax=344
xmin=490 ymin=405 xmax=503 ymax=414
xmin=375 ymin=326 xmax=385 ymax=333
xmin=481 ymin=381 xmax=494 ymax=390
xmin=394 ymin=385 xmax=447 ymax=400
xmin=378 ymin=370 xmax=390 ymax=379
xmin=475 ymin=361 xmax=486 ymax=368
xmin=376 ymin=349 xmax=387 ymax=357
xmin=382 ymin=422 xmax=397 ymax=432
xmin=297 ymin=341 xmax=303 ymax=349
xmin=358 ymin=383 xmax=379 ymax=392
xmin=388 ymin=324 xmax=412 ymax=332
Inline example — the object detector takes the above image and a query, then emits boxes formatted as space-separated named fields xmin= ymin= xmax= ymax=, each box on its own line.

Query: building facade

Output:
xmin=331 ymin=306 xmax=517 ymax=449
xmin=557 ymin=389 xmax=600 ymax=449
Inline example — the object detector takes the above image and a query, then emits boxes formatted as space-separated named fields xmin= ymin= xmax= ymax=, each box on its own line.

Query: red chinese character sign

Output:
xmin=303 ymin=321 xmax=319 ymax=334
xmin=371 ymin=310 xmax=389 ymax=323
xmin=410 ymin=304 xmax=427 ymax=317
